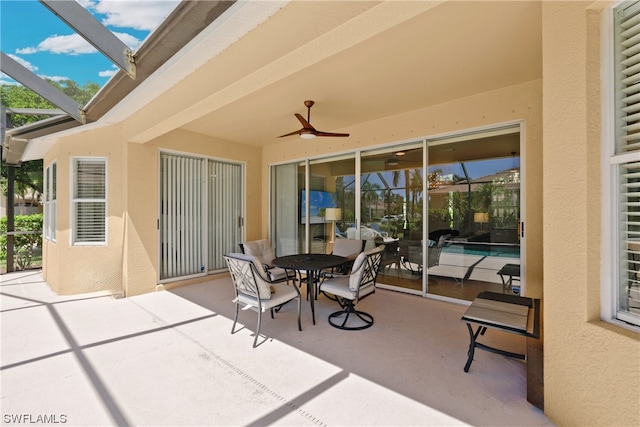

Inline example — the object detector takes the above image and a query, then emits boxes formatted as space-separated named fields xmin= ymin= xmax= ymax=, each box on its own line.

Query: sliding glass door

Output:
xmin=269 ymin=125 xmax=523 ymax=302
xmin=159 ymin=152 xmax=243 ymax=281
xmin=360 ymin=143 xmax=425 ymax=293
xmin=426 ymin=128 xmax=521 ymax=300
xmin=270 ymin=156 xmax=356 ymax=256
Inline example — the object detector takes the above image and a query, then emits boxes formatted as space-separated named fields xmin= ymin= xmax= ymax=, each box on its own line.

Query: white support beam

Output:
xmin=39 ymin=0 xmax=136 ymax=78
xmin=6 ymin=108 xmax=66 ymax=116
xmin=0 ymin=52 xmax=85 ymax=123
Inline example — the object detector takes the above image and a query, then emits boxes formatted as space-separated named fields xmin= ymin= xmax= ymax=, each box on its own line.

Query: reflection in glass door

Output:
xmin=360 ymin=143 xmax=425 ymax=294
xmin=425 ymin=129 xmax=521 ymax=301
xmin=270 ymin=126 xmax=523 ymax=302
xmin=307 ymin=155 xmax=356 ymax=255
xmin=271 ymin=155 xmax=356 ymax=256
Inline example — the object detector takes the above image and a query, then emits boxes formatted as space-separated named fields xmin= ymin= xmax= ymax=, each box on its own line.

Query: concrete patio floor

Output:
xmin=1 ymin=270 xmax=553 ymax=426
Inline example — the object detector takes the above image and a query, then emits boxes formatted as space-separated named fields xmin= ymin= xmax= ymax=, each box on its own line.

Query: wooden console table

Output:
xmin=461 ymin=291 xmax=540 ymax=372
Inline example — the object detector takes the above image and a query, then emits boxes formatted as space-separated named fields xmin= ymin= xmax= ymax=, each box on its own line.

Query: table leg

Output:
xmin=464 ymin=322 xmax=527 ymax=372
xmin=499 ymin=273 xmax=508 ymax=293
xmin=309 ymin=270 xmax=316 ymax=325
xmin=464 ymin=322 xmax=480 ymax=372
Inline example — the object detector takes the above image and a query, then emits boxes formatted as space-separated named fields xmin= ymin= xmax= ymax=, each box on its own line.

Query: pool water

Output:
xmin=442 ymin=243 xmax=520 ymax=258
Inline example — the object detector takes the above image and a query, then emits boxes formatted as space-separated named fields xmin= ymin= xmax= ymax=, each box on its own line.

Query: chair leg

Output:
xmin=327 ymin=300 xmax=374 ymax=331
xmin=297 ymin=296 xmax=302 ymax=331
xmin=231 ymin=302 xmax=240 ymax=335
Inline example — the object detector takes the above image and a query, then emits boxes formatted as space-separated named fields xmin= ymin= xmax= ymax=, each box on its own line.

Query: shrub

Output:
xmin=0 ymin=214 xmax=43 ymax=270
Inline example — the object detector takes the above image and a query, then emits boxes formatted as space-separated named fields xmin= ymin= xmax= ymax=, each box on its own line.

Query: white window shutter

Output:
xmin=614 ymin=2 xmax=640 ymax=326
xmin=72 ymin=158 xmax=106 ymax=244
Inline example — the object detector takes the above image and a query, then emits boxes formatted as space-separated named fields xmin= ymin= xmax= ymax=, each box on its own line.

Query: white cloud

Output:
xmin=16 ymin=47 xmax=38 ymax=55
xmin=99 ymin=67 xmax=118 ymax=78
xmin=7 ymin=54 xmax=38 ymax=72
xmin=16 ymin=32 xmax=142 ymax=56
xmin=76 ymin=0 xmax=96 ymax=8
xmin=37 ymin=34 xmax=98 ymax=55
xmin=113 ymin=32 xmax=143 ymax=50
xmin=38 ymin=75 xmax=70 ymax=82
xmin=0 ymin=72 xmax=20 ymax=86
xmin=91 ymin=0 xmax=179 ymax=31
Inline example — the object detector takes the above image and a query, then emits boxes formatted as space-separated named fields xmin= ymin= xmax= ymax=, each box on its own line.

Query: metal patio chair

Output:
xmin=319 ymin=245 xmax=384 ymax=330
xmin=224 ymin=253 xmax=302 ymax=347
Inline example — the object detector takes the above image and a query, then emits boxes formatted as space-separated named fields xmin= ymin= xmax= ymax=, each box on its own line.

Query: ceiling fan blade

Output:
xmin=295 ymin=113 xmax=315 ymax=130
xmin=313 ymin=130 xmax=350 ymax=137
xmin=277 ymin=128 xmax=304 ymax=138
xmin=279 ymin=101 xmax=349 ymax=138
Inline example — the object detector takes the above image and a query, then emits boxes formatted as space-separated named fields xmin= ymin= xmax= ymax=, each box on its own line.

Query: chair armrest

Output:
xmin=320 ymin=271 xmax=349 ymax=280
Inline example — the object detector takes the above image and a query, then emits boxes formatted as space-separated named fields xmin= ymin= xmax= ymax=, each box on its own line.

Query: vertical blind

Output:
xmin=160 ymin=153 xmax=243 ymax=281
xmin=615 ymin=1 xmax=640 ymax=325
xmin=160 ymin=154 xmax=205 ymax=279
xmin=72 ymin=158 xmax=106 ymax=244
xmin=208 ymin=160 xmax=242 ymax=270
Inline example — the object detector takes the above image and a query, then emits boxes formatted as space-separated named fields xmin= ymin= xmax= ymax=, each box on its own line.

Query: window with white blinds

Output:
xmin=72 ymin=158 xmax=106 ymax=245
xmin=612 ymin=1 xmax=640 ymax=327
xmin=44 ymin=162 xmax=56 ymax=242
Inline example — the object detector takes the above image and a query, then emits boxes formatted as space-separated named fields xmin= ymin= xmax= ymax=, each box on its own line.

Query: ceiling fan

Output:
xmin=385 ymin=148 xmax=422 ymax=165
xmin=278 ymin=100 xmax=350 ymax=139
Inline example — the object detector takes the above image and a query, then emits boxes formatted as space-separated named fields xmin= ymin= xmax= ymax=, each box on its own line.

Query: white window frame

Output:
xmin=44 ymin=162 xmax=56 ymax=242
xmin=71 ymin=157 xmax=107 ymax=246
xmin=602 ymin=1 xmax=640 ymax=330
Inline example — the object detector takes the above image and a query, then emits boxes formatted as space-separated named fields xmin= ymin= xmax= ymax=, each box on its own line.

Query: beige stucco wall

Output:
xmin=542 ymin=2 xmax=640 ymax=425
xmin=122 ymin=128 xmax=262 ymax=296
xmin=263 ymin=79 xmax=544 ymax=298
xmin=42 ymin=125 xmax=261 ymax=297
xmin=35 ymin=2 xmax=640 ymax=424
xmin=42 ymin=124 xmax=126 ymax=295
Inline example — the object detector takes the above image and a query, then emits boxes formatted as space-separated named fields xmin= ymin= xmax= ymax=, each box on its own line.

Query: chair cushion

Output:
xmin=348 ymin=245 xmax=385 ymax=291
xmin=242 ymin=239 xmax=276 ymax=265
xmin=236 ymin=282 xmax=298 ymax=310
xmin=226 ymin=253 xmax=271 ymax=299
xmin=321 ymin=275 xmax=376 ymax=301
xmin=332 ymin=239 xmax=363 ymax=260
xmin=319 ymin=276 xmax=354 ymax=300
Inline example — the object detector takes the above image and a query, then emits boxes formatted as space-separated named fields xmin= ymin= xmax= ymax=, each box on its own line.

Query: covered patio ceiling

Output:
xmin=160 ymin=0 xmax=541 ymax=148
xmin=20 ymin=0 xmax=541 ymax=160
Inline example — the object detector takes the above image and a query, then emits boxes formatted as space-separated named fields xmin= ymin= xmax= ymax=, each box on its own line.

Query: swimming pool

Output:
xmin=442 ymin=242 xmax=520 ymax=258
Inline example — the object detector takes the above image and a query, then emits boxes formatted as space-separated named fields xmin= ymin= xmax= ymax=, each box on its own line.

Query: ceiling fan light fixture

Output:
xmin=395 ymin=151 xmax=406 ymax=156
xmin=300 ymin=132 xmax=316 ymax=139
xmin=386 ymin=157 xmax=399 ymax=166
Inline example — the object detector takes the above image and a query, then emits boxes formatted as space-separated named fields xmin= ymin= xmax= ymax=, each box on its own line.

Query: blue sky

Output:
xmin=1 ymin=0 xmax=179 ymax=87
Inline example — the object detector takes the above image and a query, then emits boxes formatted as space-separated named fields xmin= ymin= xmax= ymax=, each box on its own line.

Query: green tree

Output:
xmin=1 ymin=84 xmax=55 ymax=126
xmin=1 ymin=79 xmax=100 ymax=203
xmin=1 ymin=79 xmax=99 ymax=126
xmin=0 ymin=160 xmax=44 ymax=211
xmin=360 ymin=179 xmax=381 ymax=222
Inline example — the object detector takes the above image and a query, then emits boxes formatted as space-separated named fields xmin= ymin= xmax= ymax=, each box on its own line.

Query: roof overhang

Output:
xmin=2 ymin=115 xmax=79 ymax=165
xmin=2 ymin=0 xmax=240 ymax=165
xmin=4 ymin=1 xmax=542 ymax=165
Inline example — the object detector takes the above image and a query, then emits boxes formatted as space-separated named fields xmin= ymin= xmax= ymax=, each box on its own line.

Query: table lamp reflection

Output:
xmin=325 ymin=208 xmax=342 ymax=243
xmin=474 ymin=212 xmax=489 ymax=231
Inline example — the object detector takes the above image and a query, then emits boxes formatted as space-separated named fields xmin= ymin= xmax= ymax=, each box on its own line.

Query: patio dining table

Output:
xmin=272 ymin=253 xmax=348 ymax=325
